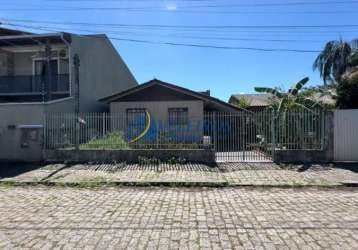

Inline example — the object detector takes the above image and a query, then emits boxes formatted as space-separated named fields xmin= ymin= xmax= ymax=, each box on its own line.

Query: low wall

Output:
xmin=274 ymin=149 xmax=331 ymax=163
xmin=43 ymin=149 xmax=216 ymax=165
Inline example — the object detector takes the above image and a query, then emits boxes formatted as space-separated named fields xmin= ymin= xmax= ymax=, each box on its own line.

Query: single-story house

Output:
xmin=100 ymin=79 xmax=245 ymax=147
xmin=229 ymin=94 xmax=273 ymax=111
xmin=229 ymin=92 xmax=336 ymax=110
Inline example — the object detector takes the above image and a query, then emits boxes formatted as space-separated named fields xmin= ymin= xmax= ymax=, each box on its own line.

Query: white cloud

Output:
xmin=166 ymin=2 xmax=177 ymax=11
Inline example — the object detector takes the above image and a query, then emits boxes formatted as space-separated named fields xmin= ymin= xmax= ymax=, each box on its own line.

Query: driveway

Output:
xmin=0 ymin=187 xmax=357 ymax=249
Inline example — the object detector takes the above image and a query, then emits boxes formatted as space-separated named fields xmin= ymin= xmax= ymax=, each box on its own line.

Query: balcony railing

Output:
xmin=0 ymin=74 xmax=70 ymax=95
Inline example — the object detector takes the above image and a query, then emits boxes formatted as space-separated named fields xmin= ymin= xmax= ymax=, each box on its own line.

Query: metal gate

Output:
xmin=334 ymin=109 xmax=358 ymax=162
xmin=205 ymin=110 xmax=274 ymax=162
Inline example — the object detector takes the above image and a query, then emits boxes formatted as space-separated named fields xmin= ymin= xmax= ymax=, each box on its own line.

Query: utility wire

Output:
xmin=2 ymin=18 xmax=358 ymax=30
xmin=3 ymin=19 xmax=358 ymax=38
xmin=1 ymin=0 xmax=358 ymax=13
xmin=0 ymin=22 xmax=328 ymax=43
xmin=0 ymin=7 xmax=357 ymax=15
xmin=2 ymin=22 xmax=322 ymax=53
xmin=34 ymin=0 xmax=358 ymax=7
xmin=181 ymin=0 xmax=358 ymax=8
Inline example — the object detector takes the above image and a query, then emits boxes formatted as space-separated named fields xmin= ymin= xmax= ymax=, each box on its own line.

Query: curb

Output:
xmin=0 ymin=180 xmax=229 ymax=188
xmin=0 ymin=180 xmax=355 ymax=188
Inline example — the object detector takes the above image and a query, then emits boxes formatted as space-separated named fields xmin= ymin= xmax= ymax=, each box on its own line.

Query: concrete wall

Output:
xmin=334 ymin=109 xmax=358 ymax=161
xmin=70 ymin=35 xmax=138 ymax=112
xmin=274 ymin=112 xmax=334 ymax=163
xmin=13 ymin=52 xmax=33 ymax=76
xmin=0 ymin=103 xmax=44 ymax=162
xmin=44 ymin=149 xmax=216 ymax=165
xmin=0 ymin=51 xmax=10 ymax=76
xmin=0 ymin=98 xmax=74 ymax=162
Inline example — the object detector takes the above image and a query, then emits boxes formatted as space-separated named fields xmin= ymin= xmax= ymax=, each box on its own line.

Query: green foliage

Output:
xmin=313 ymin=40 xmax=352 ymax=84
xmin=80 ymin=131 xmax=130 ymax=150
xmin=313 ymin=39 xmax=358 ymax=85
xmin=313 ymin=39 xmax=358 ymax=109
xmin=255 ymin=77 xmax=320 ymax=114
xmin=336 ymin=77 xmax=358 ymax=109
xmin=167 ymin=157 xmax=187 ymax=165
xmin=138 ymin=156 xmax=161 ymax=165
xmin=231 ymin=97 xmax=251 ymax=109
xmin=137 ymin=156 xmax=187 ymax=165
xmin=300 ymin=86 xmax=336 ymax=110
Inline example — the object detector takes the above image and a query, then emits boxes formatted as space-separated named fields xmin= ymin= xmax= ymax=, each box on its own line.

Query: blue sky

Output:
xmin=1 ymin=0 xmax=357 ymax=101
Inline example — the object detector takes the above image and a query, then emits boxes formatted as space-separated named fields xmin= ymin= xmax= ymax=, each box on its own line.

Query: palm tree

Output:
xmin=313 ymin=39 xmax=358 ymax=85
xmin=254 ymin=77 xmax=319 ymax=114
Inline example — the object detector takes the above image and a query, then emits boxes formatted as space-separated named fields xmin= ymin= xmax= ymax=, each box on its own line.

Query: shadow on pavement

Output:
xmin=40 ymin=163 xmax=71 ymax=182
xmin=0 ymin=162 xmax=45 ymax=179
xmin=333 ymin=163 xmax=358 ymax=173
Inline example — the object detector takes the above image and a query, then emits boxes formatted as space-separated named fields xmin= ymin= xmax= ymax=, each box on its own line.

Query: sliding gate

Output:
xmin=205 ymin=110 xmax=274 ymax=162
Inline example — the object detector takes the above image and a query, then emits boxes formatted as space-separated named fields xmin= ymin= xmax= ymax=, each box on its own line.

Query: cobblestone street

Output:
xmin=0 ymin=186 xmax=357 ymax=249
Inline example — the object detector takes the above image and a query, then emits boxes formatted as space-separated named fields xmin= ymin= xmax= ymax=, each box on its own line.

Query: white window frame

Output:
xmin=32 ymin=57 xmax=60 ymax=76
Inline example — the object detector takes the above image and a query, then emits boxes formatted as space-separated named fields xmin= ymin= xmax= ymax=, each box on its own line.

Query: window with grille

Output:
xmin=126 ymin=109 xmax=147 ymax=126
xmin=168 ymin=108 xmax=188 ymax=126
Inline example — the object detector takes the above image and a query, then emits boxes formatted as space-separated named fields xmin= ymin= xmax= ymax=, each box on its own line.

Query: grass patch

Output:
xmin=0 ymin=181 xmax=17 ymax=188
xmin=80 ymin=132 xmax=130 ymax=150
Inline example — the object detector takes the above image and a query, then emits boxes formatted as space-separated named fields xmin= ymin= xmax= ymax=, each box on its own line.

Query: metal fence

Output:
xmin=274 ymin=108 xmax=325 ymax=150
xmin=44 ymin=108 xmax=326 ymax=162
xmin=45 ymin=113 xmax=207 ymax=150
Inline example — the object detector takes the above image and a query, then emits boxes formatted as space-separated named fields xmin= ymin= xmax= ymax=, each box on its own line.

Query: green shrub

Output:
xmin=138 ymin=156 xmax=161 ymax=165
xmin=167 ymin=157 xmax=187 ymax=165
xmin=80 ymin=131 xmax=130 ymax=150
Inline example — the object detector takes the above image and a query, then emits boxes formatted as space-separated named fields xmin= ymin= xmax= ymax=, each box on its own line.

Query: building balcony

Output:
xmin=0 ymin=74 xmax=70 ymax=101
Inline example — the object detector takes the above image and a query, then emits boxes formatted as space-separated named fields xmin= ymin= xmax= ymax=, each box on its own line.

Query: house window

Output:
xmin=168 ymin=108 xmax=188 ymax=126
xmin=126 ymin=108 xmax=147 ymax=126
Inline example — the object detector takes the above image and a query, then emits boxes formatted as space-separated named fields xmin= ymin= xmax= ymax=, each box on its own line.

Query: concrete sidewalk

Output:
xmin=1 ymin=162 xmax=358 ymax=187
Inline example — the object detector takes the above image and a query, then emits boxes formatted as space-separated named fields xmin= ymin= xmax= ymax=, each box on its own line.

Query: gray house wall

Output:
xmin=0 ymin=52 xmax=7 ymax=76
xmin=0 ymin=98 xmax=74 ymax=162
xmin=13 ymin=52 xmax=33 ymax=76
xmin=70 ymin=35 xmax=138 ymax=112
xmin=0 ymin=51 xmax=33 ymax=76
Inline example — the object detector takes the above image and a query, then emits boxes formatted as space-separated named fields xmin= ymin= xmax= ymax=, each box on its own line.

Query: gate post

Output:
xmin=74 ymin=54 xmax=80 ymax=151
xmin=271 ymin=110 xmax=276 ymax=162
xmin=213 ymin=111 xmax=217 ymax=153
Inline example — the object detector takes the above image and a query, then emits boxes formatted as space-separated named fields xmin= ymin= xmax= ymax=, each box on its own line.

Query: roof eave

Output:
xmin=100 ymin=79 xmax=249 ymax=113
xmin=0 ymin=33 xmax=62 ymax=41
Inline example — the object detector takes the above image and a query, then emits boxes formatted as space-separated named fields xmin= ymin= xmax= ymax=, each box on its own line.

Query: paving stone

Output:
xmin=0 ymin=186 xmax=357 ymax=249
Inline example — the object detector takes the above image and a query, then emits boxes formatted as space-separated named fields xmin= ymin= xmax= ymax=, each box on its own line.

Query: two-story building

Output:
xmin=0 ymin=27 xmax=137 ymax=161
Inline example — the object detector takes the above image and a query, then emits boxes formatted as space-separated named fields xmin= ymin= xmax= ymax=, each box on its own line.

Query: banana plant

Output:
xmin=255 ymin=77 xmax=321 ymax=149
xmin=255 ymin=77 xmax=320 ymax=115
